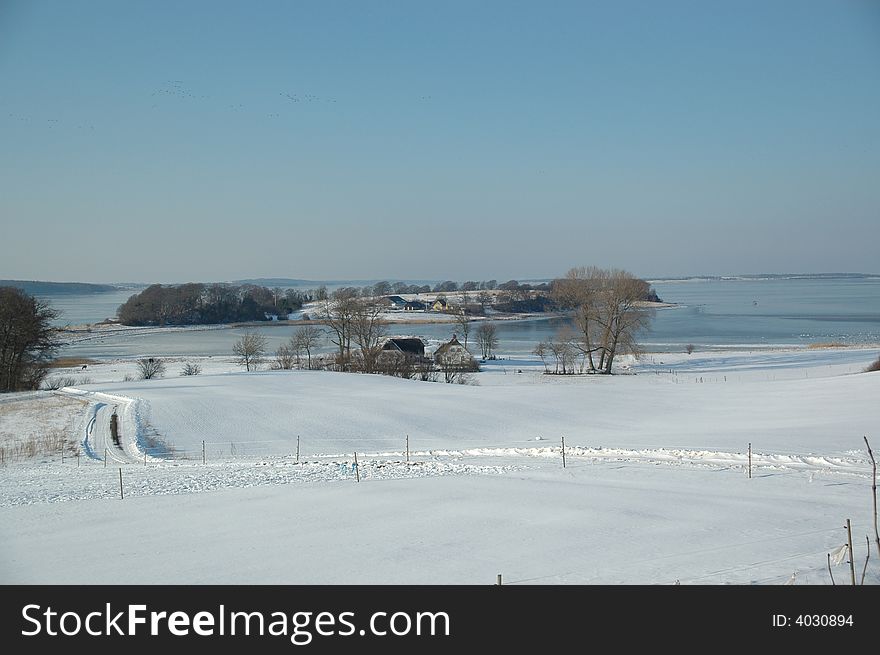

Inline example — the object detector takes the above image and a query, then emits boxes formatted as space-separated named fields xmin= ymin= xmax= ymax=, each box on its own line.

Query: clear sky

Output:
xmin=1 ymin=0 xmax=878 ymax=284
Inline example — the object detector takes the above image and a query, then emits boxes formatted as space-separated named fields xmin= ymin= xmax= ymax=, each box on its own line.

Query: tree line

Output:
xmin=328 ymin=279 xmax=554 ymax=299
xmin=117 ymin=283 xmax=312 ymax=326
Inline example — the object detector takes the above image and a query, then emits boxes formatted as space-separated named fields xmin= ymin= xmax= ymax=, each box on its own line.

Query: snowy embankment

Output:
xmin=58 ymin=357 xmax=880 ymax=460
xmin=1 ymin=347 xmax=879 ymax=585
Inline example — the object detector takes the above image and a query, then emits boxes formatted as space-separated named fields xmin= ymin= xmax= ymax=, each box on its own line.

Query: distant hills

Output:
xmin=649 ymin=273 xmax=878 ymax=282
xmin=0 ymin=280 xmax=118 ymax=295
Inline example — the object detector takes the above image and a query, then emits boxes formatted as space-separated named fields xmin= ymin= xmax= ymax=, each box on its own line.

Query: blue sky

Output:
xmin=1 ymin=0 xmax=878 ymax=283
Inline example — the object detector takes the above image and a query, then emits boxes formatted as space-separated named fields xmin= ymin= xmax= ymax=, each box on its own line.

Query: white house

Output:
xmin=433 ymin=334 xmax=474 ymax=367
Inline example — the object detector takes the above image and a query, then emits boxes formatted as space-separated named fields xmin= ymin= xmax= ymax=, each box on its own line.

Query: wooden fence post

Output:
xmin=561 ymin=436 xmax=566 ymax=468
xmin=104 ymin=447 xmax=107 ymax=468
xmin=119 ymin=468 xmax=124 ymax=500
xmin=296 ymin=436 xmax=300 ymax=463
xmin=865 ymin=436 xmax=879 ymax=559
xmin=846 ymin=519 xmax=856 ymax=586
xmin=202 ymin=440 xmax=206 ymax=465
xmin=354 ymin=451 xmax=360 ymax=483
xmin=406 ymin=434 xmax=410 ymax=463
xmin=496 ymin=574 xmax=502 ymax=585
xmin=748 ymin=442 xmax=752 ymax=479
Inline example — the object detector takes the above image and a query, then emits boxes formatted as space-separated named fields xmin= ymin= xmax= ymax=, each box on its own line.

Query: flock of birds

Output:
xmin=5 ymin=112 xmax=94 ymax=131
xmin=2 ymin=79 xmax=435 ymax=132
xmin=280 ymin=92 xmax=337 ymax=104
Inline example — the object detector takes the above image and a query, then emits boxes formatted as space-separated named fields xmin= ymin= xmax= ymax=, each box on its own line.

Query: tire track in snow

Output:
xmin=57 ymin=388 xmax=145 ymax=464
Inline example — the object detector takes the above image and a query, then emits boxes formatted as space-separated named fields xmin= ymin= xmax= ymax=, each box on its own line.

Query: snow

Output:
xmin=1 ymin=346 xmax=879 ymax=585
xmin=1 ymin=461 xmax=874 ymax=585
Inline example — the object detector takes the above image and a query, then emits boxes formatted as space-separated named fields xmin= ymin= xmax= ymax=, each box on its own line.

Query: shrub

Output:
xmin=138 ymin=358 xmax=166 ymax=379
xmin=180 ymin=362 xmax=202 ymax=376
xmin=865 ymin=356 xmax=880 ymax=373
xmin=43 ymin=376 xmax=78 ymax=390
xmin=685 ymin=344 xmax=695 ymax=355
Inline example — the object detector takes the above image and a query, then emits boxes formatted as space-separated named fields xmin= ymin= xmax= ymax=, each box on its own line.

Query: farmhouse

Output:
xmin=379 ymin=337 xmax=426 ymax=363
xmin=431 ymin=298 xmax=448 ymax=311
xmin=381 ymin=296 xmax=427 ymax=311
xmin=433 ymin=334 xmax=474 ymax=367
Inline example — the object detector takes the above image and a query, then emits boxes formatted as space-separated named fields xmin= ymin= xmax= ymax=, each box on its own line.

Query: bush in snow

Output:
xmin=180 ymin=362 xmax=202 ymax=376
xmin=865 ymin=356 xmax=880 ymax=373
xmin=43 ymin=376 xmax=78 ymax=390
xmin=138 ymin=358 xmax=166 ymax=380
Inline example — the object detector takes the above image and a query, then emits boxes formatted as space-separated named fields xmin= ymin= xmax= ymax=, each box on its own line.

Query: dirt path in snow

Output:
xmin=56 ymin=389 xmax=143 ymax=464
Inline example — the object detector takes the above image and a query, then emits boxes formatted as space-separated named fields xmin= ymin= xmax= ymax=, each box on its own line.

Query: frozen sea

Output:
xmin=42 ymin=276 xmax=880 ymax=358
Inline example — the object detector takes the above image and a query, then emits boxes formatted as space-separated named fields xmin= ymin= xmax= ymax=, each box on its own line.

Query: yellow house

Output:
xmin=430 ymin=298 xmax=448 ymax=311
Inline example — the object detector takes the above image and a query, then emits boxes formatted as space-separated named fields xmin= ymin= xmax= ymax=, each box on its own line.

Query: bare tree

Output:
xmin=476 ymin=322 xmax=499 ymax=360
xmin=533 ymin=341 xmax=548 ymax=372
xmin=415 ymin=361 xmax=439 ymax=382
xmin=0 ymin=287 xmax=59 ymax=392
xmin=546 ymin=327 xmax=577 ymax=374
xmin=453 ymin=309 xmax=471 ymax=350
xmin=233 ymin=330 xmax=267 ymax=371
xmin=477 ymin=290 xmax=492 ymax=314
xmin=685 ymin=344 xmax=695 ymax=355
xmin=273 ymin=344 xmax=296 ymax=370
xmin=292 ymin=325 xmax=322 ymax=370
xmin=351 ymin=299 xmax=388 ymax=373
xmin=551 ymin=266 xmax=605 ymax=372
xmin=180 ymin=362 xmax=202 ymax=376
xmin=320 ymin=289 xmax=357 ymax=369
xmin=138 ymin=358 xmax=166 ymax=379
xmin=552 ymin=267 xmax=654 ymax=374
xmin=438 ymin=359 xmax=478 ymax=384
xmin=272 ymin=287 xmax=284 ymax=308
xmin=371 ymin=280 xmax=392 ymax=297
xmin=595 ymin=270 xmax=654 ymax=373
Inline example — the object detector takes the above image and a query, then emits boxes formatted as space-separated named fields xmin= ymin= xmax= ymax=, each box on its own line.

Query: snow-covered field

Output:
xmin=1 ymin=346 xmax=879 ymax=585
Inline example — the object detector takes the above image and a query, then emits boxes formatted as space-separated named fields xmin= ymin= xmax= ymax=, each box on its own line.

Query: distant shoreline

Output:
xmin=1 ymin=280 xmax=118 ymax=295
xmin=55 ymin=311 xmax=570 ymax=342
xmin=58 ymin=301 xmax=679 ymax=337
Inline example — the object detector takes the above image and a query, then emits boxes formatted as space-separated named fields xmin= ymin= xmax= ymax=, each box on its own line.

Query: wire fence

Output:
xmin=49 ymin=434 xmax=876 ymax=490
xmin=32 ymin=434 xmax=877 ymax=586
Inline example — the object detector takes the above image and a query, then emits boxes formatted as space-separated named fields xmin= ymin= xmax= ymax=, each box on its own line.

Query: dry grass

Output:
xmin=48 ymin=357 xmax=100 ymax=368
xmin=0 ymin=394 xmax=85 ymax=464
xmin=865 ymin=356 xmax=880 ymax=373
xmin=0 ymin=431 xmax=78 ymax=465
xmin=807 ymin=342 xmax=850 ymax=350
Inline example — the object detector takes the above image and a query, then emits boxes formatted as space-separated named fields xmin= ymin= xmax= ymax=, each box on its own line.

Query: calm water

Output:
xmin=46 ymin=277 xmax=880 ymax=358
xmin=48 ymin=288 xmax=137 ymax=327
